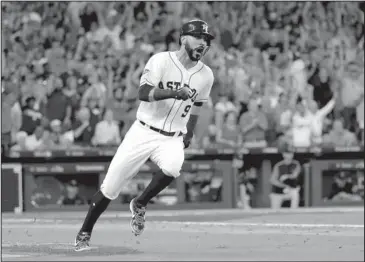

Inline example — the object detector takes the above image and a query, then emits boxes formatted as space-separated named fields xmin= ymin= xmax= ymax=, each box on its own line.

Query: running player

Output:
xmin=74 ymin=19 xmax=215 ymax=251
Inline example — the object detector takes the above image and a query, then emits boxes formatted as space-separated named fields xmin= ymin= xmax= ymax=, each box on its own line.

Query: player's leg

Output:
xmin=288 ymin=187 xmax=300 ymax=208
xmin=239 ymin=184 xmax=251 ymax=209
xmin=130 ymin=136 xmax=185 ymax=235
xmin=75 ymin=122 xmax=153 ymax=250
xmin=269 ymin=193 xmax=284 ymax=209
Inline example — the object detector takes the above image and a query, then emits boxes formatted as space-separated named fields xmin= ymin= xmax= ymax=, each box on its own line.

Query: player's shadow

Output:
xmin=66 ymin=245 xmax=143 ymax=257
xmin=3 ymin=243 xmax=143 ymax=257
xmin=73 ymin=247 xmax=143 ymax=257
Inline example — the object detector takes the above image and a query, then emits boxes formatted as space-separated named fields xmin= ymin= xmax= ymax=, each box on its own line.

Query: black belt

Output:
xmin=139 ymin=121 xmax=183 ymax=137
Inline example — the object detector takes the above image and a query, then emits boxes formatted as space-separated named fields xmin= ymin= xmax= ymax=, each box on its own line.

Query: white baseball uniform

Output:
xmin=100 ymin=51 xmax=214 ymax=200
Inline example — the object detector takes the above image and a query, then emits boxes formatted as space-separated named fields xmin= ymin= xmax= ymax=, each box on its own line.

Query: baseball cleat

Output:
xmin=129 ymin=198 xmax=146 ymax=236
xmin=74 ymin=232 xmax=92 ymax=252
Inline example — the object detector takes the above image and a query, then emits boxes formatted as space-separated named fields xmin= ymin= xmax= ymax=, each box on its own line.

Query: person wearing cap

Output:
xmin=57 ymin=179 xmax=85 ymax=206
xmin=75 ymin=19 xmax=215 ymax=251
xmin=269 ymin=145 xmax=301 ymax=209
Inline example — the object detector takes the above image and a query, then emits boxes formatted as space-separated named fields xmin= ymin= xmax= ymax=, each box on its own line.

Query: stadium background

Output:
xmin=1 ymin=2 xmax=364 ymax=212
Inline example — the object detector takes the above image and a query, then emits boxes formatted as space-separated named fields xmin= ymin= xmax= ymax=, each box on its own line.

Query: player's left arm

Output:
xmin=184 ymin=68 xmax=214 ymax=148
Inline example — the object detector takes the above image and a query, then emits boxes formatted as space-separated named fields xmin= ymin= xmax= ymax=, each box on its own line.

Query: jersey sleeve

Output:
xmin=139 ymin=53 xmax=166 ymax=87
xmin=195 ymin=67 xmax=214 ymax=103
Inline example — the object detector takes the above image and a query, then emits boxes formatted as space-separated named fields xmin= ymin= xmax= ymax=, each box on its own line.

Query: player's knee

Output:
xmin=100 ymin=185 xmax=119 ymax=200
xmin=161 ymin=167 xmax=181 ymax=178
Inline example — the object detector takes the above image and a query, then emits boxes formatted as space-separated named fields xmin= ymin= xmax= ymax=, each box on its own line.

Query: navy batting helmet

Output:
xmin=180 ymin=19 xmax=215 ymax=43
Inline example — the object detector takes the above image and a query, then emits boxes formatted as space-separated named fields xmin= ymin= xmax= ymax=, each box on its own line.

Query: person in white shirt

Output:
xmin=291 ymin=98 xmax=312 ymax=148
xmin=25 ymin=125 xmax=44 ymax=151
xmin=214 ymin=92 xmax=237 ymax=130
xmin=92 ymin=109 xmax=121 ymax=146
xmin=10 ymin=131 xmax=28 ymax=151
xmin=91 ymin=8 xmax=125 ymax=50
xmin=289 ymin=58 xmax=307 ymax=97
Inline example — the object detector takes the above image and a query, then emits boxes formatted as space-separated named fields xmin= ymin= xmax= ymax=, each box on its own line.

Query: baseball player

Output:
xmin=74 ymin=19 xmax=215 ymax=251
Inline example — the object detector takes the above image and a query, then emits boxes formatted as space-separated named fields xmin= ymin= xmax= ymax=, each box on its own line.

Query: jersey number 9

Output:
xmin=181 ymin=105 xmax=191 ymax=117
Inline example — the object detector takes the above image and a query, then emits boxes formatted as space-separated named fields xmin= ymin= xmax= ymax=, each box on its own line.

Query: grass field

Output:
xmin=2 ymin=207 xmax=364 ymax=261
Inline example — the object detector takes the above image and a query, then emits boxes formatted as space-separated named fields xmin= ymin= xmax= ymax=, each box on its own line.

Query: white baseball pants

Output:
xmin=100 ymin=120 xmax=185 ymax=200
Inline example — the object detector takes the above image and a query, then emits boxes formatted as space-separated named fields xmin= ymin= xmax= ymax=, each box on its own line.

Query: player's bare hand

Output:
xmin=174 ymin=86 xmax=191 ymax=101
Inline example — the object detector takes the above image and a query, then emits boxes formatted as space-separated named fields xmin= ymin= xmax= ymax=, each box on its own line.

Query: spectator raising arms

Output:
xmin=307 ymin=92 xmax=336 ymax=145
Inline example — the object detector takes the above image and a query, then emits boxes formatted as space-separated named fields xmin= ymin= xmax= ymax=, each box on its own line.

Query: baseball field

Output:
xmin=2 ymin=207 xmax=364 ymax=261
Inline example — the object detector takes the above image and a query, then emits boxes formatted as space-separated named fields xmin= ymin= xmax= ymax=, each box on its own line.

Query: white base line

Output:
xmin=2 ymin=221 xmax=363 ymax=229
xmin=3 ymin=207 xmax=363 ymax=220
xmin=157 ymin=221 xmax=364 ymax=229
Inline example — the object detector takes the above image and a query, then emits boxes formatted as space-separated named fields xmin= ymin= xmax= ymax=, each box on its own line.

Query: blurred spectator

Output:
xmin=57 ymin=179 xmax=85 ymax=206
xmin=323 ymin=118 xmax=358 ymax=147
xmin=10 ymin=131 xmax=28 ymax=151
xmin=309 ymin=66 xmax=333 ymax=109
xmin=216 ymin=111 xmax=241 ymax=148
xmin=340 ymin=62 xmax=364 ymax=132
xmin=78 ymin=3 xmax=99 ymax=33
xmin=290 ymin=98 xmax=312 ymax=147
xmin=2 ymin=2 xmax=364 ymax=152
xmin=214 ymin=92 xmax=237 ymax=129
xmin=11 ymin=96 xmax=23 ymax=143
xmin=49 ymin=119 xmax=73 ymax=149
xmin=326 ymin=171 xmax=363 ymax=202
xmin=289 ymin=58 xmax=310 ymax=99
xmin=237 ymin=166 xmax=257 ymax=209
xmin=89 ymin=7 xmax=125 ymax=50
xmin=63 ymin=74 xmax=82 ymax=121
xmin=273 ymin=93 xmax=293 ymax=140
xmin=239 ymin=100 xmax=268 ymax=148
xmin=72 ymin=107 xmax=94 ymax=145
xmin=201 ymin=125 xmax=218 ymax=150
xmin=308 ymin=94 xmax=336 ymax=145
xmin=81 ymin=73 xmax=106 ymax=113
xmin=20 ymin=96 xmax=43 ymax=135
xmin=2 ymin=88 xmax=18 ymax=151
xmin=260 ymin=30 xmax=284 ymax=62
xmin=111 ymin=87 xmax=127 ymax=114
xmin=92 ymin=109 xmax=121 ymax=146
xmin=40 ymin=76 xmax=72 ymax=128
xmin=24 ymin=125 xmax=45 ymax=151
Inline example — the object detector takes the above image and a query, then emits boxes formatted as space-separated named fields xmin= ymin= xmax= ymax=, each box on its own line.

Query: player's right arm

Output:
xmin=138 ymin=53 xmax=190 ymax=102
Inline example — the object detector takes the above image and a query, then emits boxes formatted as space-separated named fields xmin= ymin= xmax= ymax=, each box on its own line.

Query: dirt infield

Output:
xmin=2 ymin=207 xmax=364 ymax=261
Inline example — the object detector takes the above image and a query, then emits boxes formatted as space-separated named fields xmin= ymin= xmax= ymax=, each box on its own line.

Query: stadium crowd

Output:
xmin=2 ymin=1 xmax=364 ymax=152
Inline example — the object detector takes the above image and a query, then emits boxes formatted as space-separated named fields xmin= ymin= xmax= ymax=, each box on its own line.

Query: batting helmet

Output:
xmin=180 ymin=19 xmax=215 ymax=43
